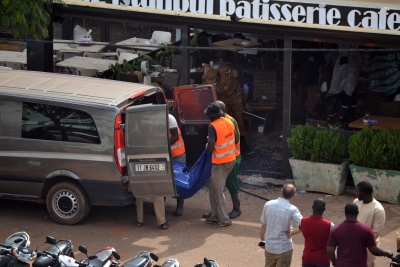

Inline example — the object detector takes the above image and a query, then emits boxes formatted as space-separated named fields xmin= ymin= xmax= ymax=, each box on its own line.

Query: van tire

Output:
xmin=46 ymin=181 xmax=91 ymax=225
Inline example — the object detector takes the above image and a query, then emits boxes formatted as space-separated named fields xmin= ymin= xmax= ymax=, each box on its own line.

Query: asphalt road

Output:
xmin=1 ymin=186 xmax=399 ymax=267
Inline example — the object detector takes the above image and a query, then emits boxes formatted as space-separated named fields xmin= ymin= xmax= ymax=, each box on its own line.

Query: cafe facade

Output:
xmin=51 ymin=0 xmax=400 ymax=178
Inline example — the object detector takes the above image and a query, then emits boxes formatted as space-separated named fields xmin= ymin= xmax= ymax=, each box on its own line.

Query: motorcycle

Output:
xmin=32 ymin=236 xmax=74 ymax=267
xmin=32 ymin=237 xmax=119 ymax=267
xmin=193 ymin=258 xmax=219 ymax=267
xmin=0 ymin=232 xmax=31 ymax=267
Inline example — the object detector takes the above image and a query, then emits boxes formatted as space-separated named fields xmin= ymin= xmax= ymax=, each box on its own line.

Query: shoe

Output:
xmin=135 ymin=221 xmax=143 ymax=227
xmin=160 ymin=222 xmax=169 ymax=230
xmin=202 ymin=212 xmax=211 ymax=219
xmin=228 ymin=194 xmax=241 ymax=219
xmin=205 ymin=217 xmax=219 ymax=224
xmin=174 ymin=199 xmax=184 ymax=217
xmin=212 ymin=221 xmax=232 ymax=229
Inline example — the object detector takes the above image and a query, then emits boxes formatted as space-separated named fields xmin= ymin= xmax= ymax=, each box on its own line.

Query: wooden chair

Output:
xmin=379 ymin=102 xmax=400 ymax=118
xmin=76 ymin=68 xmax=98 ymax=77
xmin=161 ymin=72 xmax=180 ymax=99
xmin=366 ymin=91 xmax=389 ymax=116
xmin=247 ymin=70 xmax=278 ymax=129
xmin=3 ymin=61 xmax=24 ymax=70
xmin=83 ymin=52 xmax=104 ymax=59
xmin=151 ymin=31 xmax=171 ymax=43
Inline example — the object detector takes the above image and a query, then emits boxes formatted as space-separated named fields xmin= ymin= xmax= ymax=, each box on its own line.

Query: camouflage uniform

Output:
xmin=203 ymin=65 xmax=247 ymax=136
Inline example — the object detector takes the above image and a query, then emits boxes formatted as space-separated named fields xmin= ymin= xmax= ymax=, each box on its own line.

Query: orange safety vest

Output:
xmin=210 ymin=117 xmax=236 ymax=164
xmin=169 ymin=127 xmax=185 ymax=158
xmin=225 ymin=114 xmax=241 ymax=157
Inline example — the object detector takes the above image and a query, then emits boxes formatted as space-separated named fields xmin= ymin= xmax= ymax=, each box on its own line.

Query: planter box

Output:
xmin=289 ymin=158 xmax=349 ymax=196
xmin=350 ymin=164 xmax=400 ymax=204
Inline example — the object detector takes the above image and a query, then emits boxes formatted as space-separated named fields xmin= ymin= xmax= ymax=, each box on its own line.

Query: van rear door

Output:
xmin=124 ymin=104 xmax=176 ymax=198
xmin=172 ymin=84 xmax=217 ymax=167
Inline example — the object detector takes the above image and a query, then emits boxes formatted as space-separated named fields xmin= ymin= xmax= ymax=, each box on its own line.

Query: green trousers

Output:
xmin=226 ymin=155 xmax=241 ymax=195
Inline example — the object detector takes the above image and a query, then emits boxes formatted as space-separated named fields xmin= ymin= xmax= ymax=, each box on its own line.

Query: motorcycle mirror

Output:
xmin=150 ymin=253 xmax=158 ymax=262
xmin=204 ymin=258 xmax=211 ymax=267
xmin=88 ymin=256 xmax=97 ymax=260
xmin=111 ymin=251 xmax=120 ymax=261
xmin=78 ymin=246 xmax=88 ymax=256
xmin=46 ymin=236 xmax=57 ymax=245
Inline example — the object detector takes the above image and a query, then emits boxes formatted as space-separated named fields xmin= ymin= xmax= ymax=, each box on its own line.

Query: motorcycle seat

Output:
xmin=43 ymin=241 xmax=72 ymax=256
xmin=83 ymin=250 xmax=112 ymax=267
xmin=123 ymin=257 xmax=150 ymax=267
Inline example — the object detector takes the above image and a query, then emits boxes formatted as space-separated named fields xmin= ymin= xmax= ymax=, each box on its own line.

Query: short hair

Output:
xmin=312 ymin=198 xmax=326 ymax=213
xmin=282 ymin=184 xmax=296 ymax=199
xmin=356 ymin=181 xmax=373 ymax=195
xmin=345 ymin=203 xmax=359 ymax=215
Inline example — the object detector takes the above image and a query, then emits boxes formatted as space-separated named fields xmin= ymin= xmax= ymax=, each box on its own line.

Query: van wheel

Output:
xmin=46 ymin=181 xmax=91 ymax=225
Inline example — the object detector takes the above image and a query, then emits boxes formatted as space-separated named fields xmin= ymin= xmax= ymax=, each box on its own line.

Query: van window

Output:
xmin=126 ymin=109 xmax=168 ymax=147
xmin=0 ymin=100 xmax=22 ymax=137
xmin=21 ymin=102 xmax=101 ymax=144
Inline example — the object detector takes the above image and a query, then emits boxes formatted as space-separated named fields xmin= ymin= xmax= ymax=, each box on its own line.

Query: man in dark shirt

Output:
xmin=292 ymin=42 xmax=326 ymax=119
xmin=327 ymin=203 xmax=393 ymax=267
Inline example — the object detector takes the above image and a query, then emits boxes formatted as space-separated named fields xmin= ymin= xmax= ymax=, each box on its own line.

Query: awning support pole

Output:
xmin=282 ymin=36 xmax=292 ymax=179
xmin=180 ymin=25 xmax=190 ymax=86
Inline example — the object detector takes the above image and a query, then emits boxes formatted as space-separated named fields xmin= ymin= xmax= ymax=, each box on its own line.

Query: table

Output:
xmin=116 ymin=38 xmax=170 ymax=53
xmin=53 ymin=39 xmax=108 ymax=53
xmin=56 ymin=56 xmax=117 ymax=73
xmin=348 ymin=116 xmax=400 ymax=130
xmin=210 ymin=38 xmax=262 ymax=52
xmin=0 ymin=51 xmax=27 ymax=64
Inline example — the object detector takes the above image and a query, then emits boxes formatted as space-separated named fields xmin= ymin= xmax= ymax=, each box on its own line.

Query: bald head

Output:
xmin=312 ymin=198 xmax=326 ymax=215
xmin=281 ymin=183 xmax=296 ymax=199
xmin=216 ymin=100 xmax=226 ymax=112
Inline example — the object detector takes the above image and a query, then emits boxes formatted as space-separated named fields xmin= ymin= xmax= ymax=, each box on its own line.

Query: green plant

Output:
xmin=287 ymin=124 xmax=316 ymax=161
xmin=348 ymin=127 xmax=400 ymax=169
xmin=190 ymin=31 xmax=198 ymax=46
xmin=108 ymin=54 xmax=154 ymax=80
xmin=0 ymin=0 xmax=66 ymax=40
xmin=155 ymin=47 xmax=176 ymax=64
xmin=311 ymin=130 xmax=347 ymax=164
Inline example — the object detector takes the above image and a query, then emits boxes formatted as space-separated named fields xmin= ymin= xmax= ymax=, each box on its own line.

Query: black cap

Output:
xmin=344 ymin=203 xmax=359 ymax=215
xmin=204 ymin=102 xmax=223 ymax=117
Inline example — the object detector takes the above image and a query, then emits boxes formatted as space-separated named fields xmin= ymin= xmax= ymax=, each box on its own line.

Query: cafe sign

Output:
xmin=78 ymin=0 xmax=400 ymax=31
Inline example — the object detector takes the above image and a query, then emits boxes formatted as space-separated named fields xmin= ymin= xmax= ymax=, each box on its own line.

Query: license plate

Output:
xmin=135 ymin=163 xmax=165 ymax=172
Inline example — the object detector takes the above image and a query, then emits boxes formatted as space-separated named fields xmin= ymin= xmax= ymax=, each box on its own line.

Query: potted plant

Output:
xmin=109 ymin=55 xmax=153 ymax=82
xmin=156 ymin=47 xmax=176 ymax=67
xmin=348 ymin=127 xmax=400 ymax=204
xmin=287 ymin=124 xmax=349 ymax=196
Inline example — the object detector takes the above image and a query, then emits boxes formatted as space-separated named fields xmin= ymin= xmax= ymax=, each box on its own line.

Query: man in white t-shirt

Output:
xmin=354 ymin=181 xmax=386 ymax=267
xmin=168 ymin=113 xmax=186 ymax=216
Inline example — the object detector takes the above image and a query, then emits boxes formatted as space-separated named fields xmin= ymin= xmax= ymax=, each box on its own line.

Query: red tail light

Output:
xmin=114 ymin=114 xmax=126 ymax=174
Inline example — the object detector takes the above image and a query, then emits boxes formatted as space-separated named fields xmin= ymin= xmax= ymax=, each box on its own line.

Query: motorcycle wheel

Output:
xmin=46 ymin=181 xmax=91 ymax=225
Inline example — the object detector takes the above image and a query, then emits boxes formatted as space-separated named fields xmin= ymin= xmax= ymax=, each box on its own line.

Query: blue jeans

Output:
xmin=302 ymin=264 xmax=330 ymax=267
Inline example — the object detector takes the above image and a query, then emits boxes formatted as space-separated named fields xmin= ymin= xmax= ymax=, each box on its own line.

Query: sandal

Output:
xmin=212 ymin=221 xmax=232 ymax=229
xmin=205 ymin=218 xmax=219 ymax=224
xmin=160 ymin=222 xmax=169 ymax=230
xmin=135 ymin=221 xmax=143 ymax=227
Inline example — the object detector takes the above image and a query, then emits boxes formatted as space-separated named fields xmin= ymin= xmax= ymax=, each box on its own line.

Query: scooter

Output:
xmin=193 ymin=258 xmax=219 ymax=267
xmin=0 ymin=232 xmax=31 ymax=267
